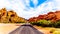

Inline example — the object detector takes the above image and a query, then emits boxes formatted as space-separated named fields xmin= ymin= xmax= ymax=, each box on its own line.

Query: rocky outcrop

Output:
xmin=28 ymin=10 xmax=60 ymax=22
xmin=0 ymin=8 xmax=27 ymax=23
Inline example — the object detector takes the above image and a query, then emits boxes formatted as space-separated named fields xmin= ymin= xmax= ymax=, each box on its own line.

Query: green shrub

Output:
xmin=37 ymin=20 xmax=52 ymax=27
xmin=30 ymin=22 xmax=40 ymax=26
xmin=53 ymin=20 xmax=60 ymax=28
xmin=30 ymin=20 xmax=60 ymax=27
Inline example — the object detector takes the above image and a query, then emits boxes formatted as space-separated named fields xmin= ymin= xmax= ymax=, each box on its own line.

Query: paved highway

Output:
xmin=9 ymin=24 xmax=44 ymax=34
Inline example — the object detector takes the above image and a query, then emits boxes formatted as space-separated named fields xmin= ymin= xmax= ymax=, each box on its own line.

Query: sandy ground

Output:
xmin=34 ymin=26 xmax=60 ymax=34
xmin=0 ymin=23 xmax=21 ymax=34
xmin=33 ymin=26 xmax=53 ymax=34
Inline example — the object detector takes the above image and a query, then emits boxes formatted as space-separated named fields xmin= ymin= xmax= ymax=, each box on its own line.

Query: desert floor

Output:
xmin=0 ymin=23 xmax=22 ymax=34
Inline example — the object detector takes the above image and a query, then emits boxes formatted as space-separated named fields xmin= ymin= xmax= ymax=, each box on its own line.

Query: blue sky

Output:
xmin=29 ymin=0 xmax=47 ymax=8
xmin=0 ymin=0 xmax=60 ymax=19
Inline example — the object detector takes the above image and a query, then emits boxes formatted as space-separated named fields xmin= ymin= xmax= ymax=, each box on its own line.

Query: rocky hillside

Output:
xmin=0 ymin=8 xmax=27 ymax=23
xmin=28 ymin=10 xmax=60 ymax=22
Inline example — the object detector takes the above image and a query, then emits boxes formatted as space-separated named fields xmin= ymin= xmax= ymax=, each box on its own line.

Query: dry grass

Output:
xmin=34 ymin=26 xmax=60 ymax=34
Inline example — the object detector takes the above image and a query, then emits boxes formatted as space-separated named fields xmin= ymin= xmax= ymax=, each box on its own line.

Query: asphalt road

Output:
xmin=9 ymin=24 xmax=44 ymax=34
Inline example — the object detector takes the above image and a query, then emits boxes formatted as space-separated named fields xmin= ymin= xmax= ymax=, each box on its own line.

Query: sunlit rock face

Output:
xmin=0 ymin=8 xmax=7 ymax=17
xmin=55 ymin=11 xmax=60 ymax=20
xmin=0 ymin=8 xmax=8 ymax=23
xmin=28 ymin=10 xmax=60 ymax=22
xmin=7 ymin=10 xmax=17 ymax=18
xmin=0 ymin=8 xmax=27 ymax=23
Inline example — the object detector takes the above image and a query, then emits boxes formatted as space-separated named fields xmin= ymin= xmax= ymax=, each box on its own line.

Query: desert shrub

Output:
xmin=50 ymin=29 xmax=56 ymax=33
xmin=37 ymin=20 xmax=52 ymax=27
xmin=30 ymin=20 xmax=60 ymax=27
xmin=52 ymin=31 xmax=60 ymax=34
xmin=30 ymin=20 xmax=53 ymax=26
xmin=31 ymin=20 xmax=52 ymax=27
xmin=53 ymin=20 xmax=60 ymax=28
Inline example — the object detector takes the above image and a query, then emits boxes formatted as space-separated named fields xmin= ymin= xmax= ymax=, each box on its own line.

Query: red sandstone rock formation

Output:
xmin=28 ymin=10 xmax=60 ymax=22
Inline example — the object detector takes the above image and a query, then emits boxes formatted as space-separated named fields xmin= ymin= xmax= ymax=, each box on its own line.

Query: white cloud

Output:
xmin=0 ymin=0 xmax=60 ymax=19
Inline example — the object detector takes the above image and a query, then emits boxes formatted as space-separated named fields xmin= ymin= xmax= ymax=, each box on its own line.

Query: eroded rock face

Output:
xmin=0 ymin=8 xmax=8 ymax=23
xmin=28 ymin=17 xmax=37 ymax=22
xmin=28 ymin=10 xmax=60 ymax=22
xmin=0 ymin=8 xmax=27 ymax=23
xmin=46 ymin=12 xmax=55 ymax=19
xmin=0 ymin=8 xmax=7 ymax=18
xmin=55 ymin=11 xmax=60 ymax=20
xmin=7 ymin=10 xmax=17 ymax=17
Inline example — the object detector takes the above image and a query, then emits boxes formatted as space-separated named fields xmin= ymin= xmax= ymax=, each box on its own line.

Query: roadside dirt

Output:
xmin=0 ymin=23 xmax=21 ymax=34
xmin=33 ymin=26 xmax=53 ymax=34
